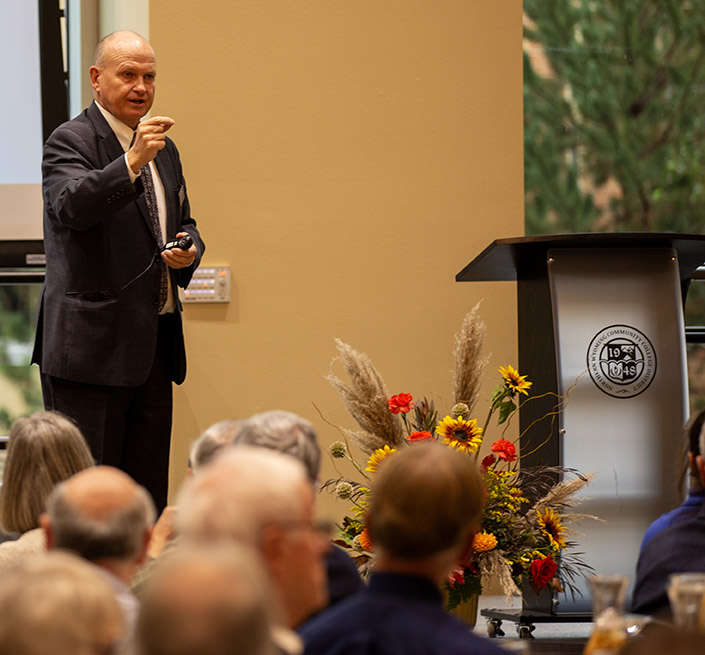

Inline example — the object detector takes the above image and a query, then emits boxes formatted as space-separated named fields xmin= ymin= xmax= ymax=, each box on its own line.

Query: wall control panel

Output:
xmin=180 ymin=265 xmax=230 ymax=303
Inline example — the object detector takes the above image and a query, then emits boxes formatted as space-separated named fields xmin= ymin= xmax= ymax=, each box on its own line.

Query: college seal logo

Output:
xmin=586 ymin=325 xmax=656 ymax=398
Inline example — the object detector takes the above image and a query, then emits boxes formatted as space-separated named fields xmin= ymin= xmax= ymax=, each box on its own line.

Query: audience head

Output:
xmin=188 ymin=418 xmax=244 ymax=475
xmin=234 ymin=410 xmax=321 ymax=483
xmin=136 ymin=543 xmax=277 ymax=655
xmin=177 ymin=447 xmax=330 ymax=627
xmin=0 ymin=410 xmax=94 ymax=534
xmin=42 ymin=465 xmax=155 ymax=570
xmin=0 ymin=550 xmax=124 ymax=655
xmin=367 ymin=442 xmax=484 ymax=566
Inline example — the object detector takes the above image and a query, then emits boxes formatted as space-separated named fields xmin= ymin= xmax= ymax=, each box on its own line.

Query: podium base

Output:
xmin=480 ymin=607 xmax=592 ymax=639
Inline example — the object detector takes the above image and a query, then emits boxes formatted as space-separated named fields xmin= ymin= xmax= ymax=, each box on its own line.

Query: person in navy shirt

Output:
xmin=632 ymin=412 xmax=705 ymax=617
xmin=299 ymin=442 xmax=509 ymax=655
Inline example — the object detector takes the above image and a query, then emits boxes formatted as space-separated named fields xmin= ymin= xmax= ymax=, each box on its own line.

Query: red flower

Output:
xmin=448 ymin=567 xmax=465 ymax=589
xmin=491 ymin=439 xmax=517 ymax=462
xmin=480 ymin=454 xmax=496 ymax=473
xmin=529 ymin=556 xmax=558 ymax=594
xmin=407 ymin=431 xmax=434 ymax=443
xmin=388 ymin=393 xmax=415 ymax=414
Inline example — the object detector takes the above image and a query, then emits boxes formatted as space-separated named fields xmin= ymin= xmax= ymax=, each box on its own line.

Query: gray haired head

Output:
xmin=234 ymin=411 xmax=321 ymax=483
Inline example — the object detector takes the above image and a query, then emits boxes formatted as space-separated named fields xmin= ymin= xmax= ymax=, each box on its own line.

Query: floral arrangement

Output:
xmin=324 ymin=304 xmax=593 ymax=610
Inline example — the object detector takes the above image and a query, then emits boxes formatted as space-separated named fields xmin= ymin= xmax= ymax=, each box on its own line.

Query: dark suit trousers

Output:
xmin=41 ymin=314 xmax=177 ymax=513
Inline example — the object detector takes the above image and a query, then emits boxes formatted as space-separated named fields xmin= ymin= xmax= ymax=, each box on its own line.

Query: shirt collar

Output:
xmin=93 ymin=100 xmax=137 ymax=152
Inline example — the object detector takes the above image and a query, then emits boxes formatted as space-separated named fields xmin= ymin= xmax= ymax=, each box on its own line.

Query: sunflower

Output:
xmin=435 ymin=416 xmax=483 ymax=454
xmin=499 ymin=365 xmax=532 ymax=396
xmin=536 ymin=508 xmax=567 ymax=551
xmin=472 ymin=532 xmax=498 ymax=553
xmin=365 ymin=445 xmax=397 ymax=473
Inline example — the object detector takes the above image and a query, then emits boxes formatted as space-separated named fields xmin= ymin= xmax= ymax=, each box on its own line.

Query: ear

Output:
xmin=39 ymin=513 xmax=53 ymax=550
xmin=696 ymin=455 xmax=705 ymax=488
xmin=89 ymin=66 xmax=101 ymax=93
xmin=259 ymin=524 xmax=286 ymax=576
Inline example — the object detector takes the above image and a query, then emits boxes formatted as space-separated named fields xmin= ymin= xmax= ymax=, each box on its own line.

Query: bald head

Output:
xmin=93 ymin=30 xmax=154 ymax=68
xmin=44 ymin=466 xmax=155 ymax=563
xmin=62 ymin=466 xmax=139 ymax=519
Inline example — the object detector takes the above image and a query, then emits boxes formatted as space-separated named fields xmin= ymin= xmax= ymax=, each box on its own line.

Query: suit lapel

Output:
xmin=86 ymin=102 xmax=126 ymax=165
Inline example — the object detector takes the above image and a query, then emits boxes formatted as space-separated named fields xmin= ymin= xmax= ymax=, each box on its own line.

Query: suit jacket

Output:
xmin=32 ymin=102 xmax=204 ymax=387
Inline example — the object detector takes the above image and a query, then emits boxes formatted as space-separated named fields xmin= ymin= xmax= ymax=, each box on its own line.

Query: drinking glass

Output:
xmin=667 ymin=573 xmax=705 ymax=632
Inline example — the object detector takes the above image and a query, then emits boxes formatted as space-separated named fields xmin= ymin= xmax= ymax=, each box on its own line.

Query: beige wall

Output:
xmin=148 ymin=1 xmax=525 ymax=513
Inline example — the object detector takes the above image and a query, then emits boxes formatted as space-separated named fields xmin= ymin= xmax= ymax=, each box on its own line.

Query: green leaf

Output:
xmin=490 ymin=385 xmax=505 ymax=403
xmin=497 ymin=399 xmax=517 ymax=425
xmin=443 ymin=573 xmax=483 ymax=610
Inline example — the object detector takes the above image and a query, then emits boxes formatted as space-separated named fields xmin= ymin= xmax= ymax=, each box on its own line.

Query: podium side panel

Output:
xmin=547 ymin=247 xmax=688 ymax=612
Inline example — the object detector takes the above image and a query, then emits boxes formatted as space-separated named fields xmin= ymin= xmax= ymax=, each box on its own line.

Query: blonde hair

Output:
xmin=0 ymin=551 xmax=124 ymax=655
xmin=0 ymin=411 xmax=94 ymax=534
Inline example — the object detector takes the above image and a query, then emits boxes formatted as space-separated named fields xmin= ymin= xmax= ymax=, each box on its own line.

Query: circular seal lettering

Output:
xmin=586 ymin=325 xmax=657 ymax=399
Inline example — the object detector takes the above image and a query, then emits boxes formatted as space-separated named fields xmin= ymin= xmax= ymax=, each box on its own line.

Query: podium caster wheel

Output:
xmin=517 ymin=624 xmax=534 ymax=639
xmin=487 ymin=619 xmax=504 ymax=638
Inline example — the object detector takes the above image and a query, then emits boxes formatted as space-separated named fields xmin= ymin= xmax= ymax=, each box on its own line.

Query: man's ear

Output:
xmin=39 ymin=513 xmax=53 ymax=550
xmin=259 ymin=524 xmax=285 ymax=575
xmin=89 ymin=66 xmax=101 ymax=93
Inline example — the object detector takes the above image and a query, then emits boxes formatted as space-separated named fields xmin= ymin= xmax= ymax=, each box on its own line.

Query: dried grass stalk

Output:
xmin=478 ymin=549 xmax=520 ymax=600
xmin=342 ymin=428 xmax=390 ymax=455
xmin=453 ymin=303 xmax=489 ymax=415
xmin=327 ymin=339 xmax=403 ymax=453
xmin=533 ymin=473 xmax=595 ymax=516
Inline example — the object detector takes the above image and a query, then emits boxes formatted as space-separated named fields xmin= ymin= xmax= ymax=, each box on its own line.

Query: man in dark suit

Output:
xmin=32 ymin=30 xmax=205 ymax=512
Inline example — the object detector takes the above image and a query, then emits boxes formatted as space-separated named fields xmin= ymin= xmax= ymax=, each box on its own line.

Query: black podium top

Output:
xmin=456 ymin=233 xmax=705 ymax=282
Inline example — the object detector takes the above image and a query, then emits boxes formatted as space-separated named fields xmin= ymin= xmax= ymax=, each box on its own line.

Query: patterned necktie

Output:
xmin=140 ymin=164 xmax=169 ymax=311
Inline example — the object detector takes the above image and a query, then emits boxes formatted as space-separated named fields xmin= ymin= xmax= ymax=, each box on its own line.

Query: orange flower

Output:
xmin=388 ymin=393 xmax=415 ymax=414
xmin=407 ymin=431 xmax=434 ymax=443
xmin=472 ymin=532 xmax=498 ymax=552
xmin=359 ymin=527 xmax=373 ymax=552
xmin=491 ymin=439 xmax=517 ymax=462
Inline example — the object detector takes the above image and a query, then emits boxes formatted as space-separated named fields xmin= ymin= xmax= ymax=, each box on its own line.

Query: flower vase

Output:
xmin=449 ymin=594 xmax=479 ymax=628
xmin=522 ymin=579 xmax=555 ymax=614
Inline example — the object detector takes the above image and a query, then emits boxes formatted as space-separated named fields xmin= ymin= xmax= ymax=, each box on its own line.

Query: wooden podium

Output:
xmin=456 ymin=233 xmax=705 ymax=636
